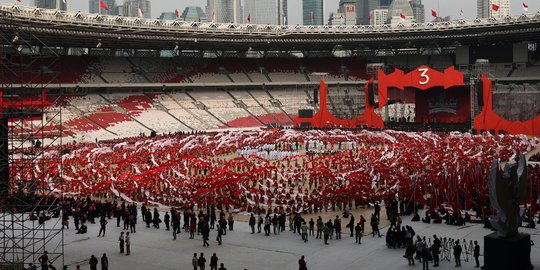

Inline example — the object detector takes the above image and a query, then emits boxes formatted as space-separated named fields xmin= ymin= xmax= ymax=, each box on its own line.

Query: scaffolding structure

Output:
xmin=0 ymin=9 xmax=64 ymax=270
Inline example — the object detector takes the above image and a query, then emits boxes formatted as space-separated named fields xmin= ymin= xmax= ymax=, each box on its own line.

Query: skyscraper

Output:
xmin=477 ymin=0 xmax=510 ymax=18
xmin=410 ymin=0 xmax=425 ymax=23
xmin=34 ymin=0 xmax=69 ymax=10
xmin=180 ymin=7 xmax=208 ymax=22
xmin=338 ymin=0 xmax=356 ymax=25
xmin=355 ymin=0 xmax=379 ymax=25
xmin=89 ymin=0 xmax=117 ymax=15
xmin=386 ymin=0 xmax=414 ymax=25
xmin=303 ymin=0 xmax=325 ymax=25
xmin=118 ymin=0 xmax=151 ymax=18
xmin=244 ymin=0 xmax=287 ymax=25
xmin=370 ymin=7 xmax=388 ymax=26
xmin=206 ymin=0 xmax=243 ymax=24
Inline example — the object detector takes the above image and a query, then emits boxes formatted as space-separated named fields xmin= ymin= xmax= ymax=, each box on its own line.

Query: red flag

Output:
xmin=247 ymin=13 xmax=251 ymax=24
xmin=212 ymin=11 xmax=216 ymax=22
xmin=492 ymin=4 xmax=500 ymax=11
xmin=175 ymin=9 xmax=179 ymax=18
xmin=399 ymin=12 xmax=406 ymax=21
xmin=99 ymin=0 xmax=109 ymax=11
xmin=523 ymin=3 xmax=529 ymax=12
xmin=431 ymin=9 xmax=437 ymax=18
xmin=16 ymin=0 xmax=21 ymax=2
xmin=460 ymin=9 xmax=464 ymax=17
xmin=138 ymin=4 xmax=144 ymax=17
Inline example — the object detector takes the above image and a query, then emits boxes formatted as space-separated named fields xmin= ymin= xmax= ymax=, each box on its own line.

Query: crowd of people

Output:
xmin=11 ymin=129 xmax=538 ymax=219
xmin=7 ymin=128 xmax=540 ymax=270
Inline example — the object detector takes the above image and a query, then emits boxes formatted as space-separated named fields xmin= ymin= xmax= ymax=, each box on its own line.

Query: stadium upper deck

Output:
xmin=2 ymin=4 xmax=540 ymax=51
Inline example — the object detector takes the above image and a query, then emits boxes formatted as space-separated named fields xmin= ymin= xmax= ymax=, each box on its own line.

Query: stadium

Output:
xmin=0 ymin=2 xmax=539 ymax=270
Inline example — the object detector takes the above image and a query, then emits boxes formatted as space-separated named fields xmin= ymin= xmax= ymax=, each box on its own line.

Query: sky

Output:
xmin=2 ymin=0 xmax=539 ymax=25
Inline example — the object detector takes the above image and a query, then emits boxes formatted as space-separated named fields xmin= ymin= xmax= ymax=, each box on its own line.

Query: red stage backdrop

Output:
xmin=415 ymin=86 xmax=471 ymax=124
xmin=473 ymin=74 xmax=540 ymax=136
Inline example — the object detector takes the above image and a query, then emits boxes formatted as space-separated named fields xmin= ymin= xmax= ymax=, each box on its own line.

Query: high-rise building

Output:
xmin=89 ymin=0 xmax=117 ymax=15
xmin=355 ymin=0 xmax=379 ymax=25
xmin=410 ymin=0 xmax=425 ymax=23
xmin=118 ymin=0 xmax=151 ymax=18
xmin=34 ymin=0 xmax=69 ymax=10
xmin=386 ymin=0 xmax=415 ymax=25
xmin=328 ymin=12 xmax=346 ymax=25
xmin=370 ymin=7 xmax=388 ymax=26
xmin=303 ymin=0 xmax=325 ymax=25
xmin=159 ymin=12 xmax=176 ymax=20
xmin=180 ymin=6 xmax=208 ymax=22
xmin=206 ymin=0 xmax=243 ymax=24
xmin=244 ymin=0 xmax=287 ymax=25
xmin=338 ymin=0 xmax=356 ymax=25
xmin=477 ymin=0 xmax=510 ymax=18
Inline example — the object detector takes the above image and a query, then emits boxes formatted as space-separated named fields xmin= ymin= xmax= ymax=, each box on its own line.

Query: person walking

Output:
xmin=203 ymin=223 xmax=210 ymax=247
xmin=39 ymin=251 xmax=50 ymax=270
xmin=334 ymin=216 xmax=341 ymax=240
xmin=432 ymin=235 xmax=441 ymax=267
xmin=100 ymin=253 xmax=108 ymax=270
xmin=216 ymin=225 xmax=223 ymax=245
xmin=308 ymin=218 xmax=315 ymax=237
xmin=421 ymin=243 xmax=431 ymax=270
xmin=198 ymin=252 xmax=207 ymax=270
xmin=227 ymin=213 xmax=234 ymax=231
xmin=453 ymin=240 xmax=462 ymax=267
xmin=298 ymin=255 xmax=308 ymax=270
xmin=354 ymin=223 xmax=362 ymax=244
xmin=348 ymin=214 xmax=355 ymax=237
xmin=164 ymin=212 xmax=170 ymax=231
xmin=301 ymin=222 xmax=308 ymax=242
xmin=98 ymin=216 xmax=108 ymax=237
xmin=249 ymin=213 xmax=256 ymax=234
xmin=89 ymin=255 xmax=98 ymax=270
xmin=210 ymin=253 xmax=218 ymax=270
xmin=125 ymin=232 xmax=131 ymax=255
xmin=473 ymin=241 xmax=480 ymax=268
xmin=322 ymin=224 xmax=330 ymax=245
xmin=118 ymin=232 xmax=125 ymax=254
xmin=371 ymin=214 xmax=380 ymax=237
xmin=257 ymin=213 xmax=263 ymax=233
xmin=316 ymin=217 xmax=323 ymax=239
xmin=192 ymin=253 xmax=198 ymax=270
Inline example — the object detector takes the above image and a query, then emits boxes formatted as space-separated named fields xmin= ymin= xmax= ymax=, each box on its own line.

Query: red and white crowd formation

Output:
xmin=12 ymin=129 xmax=539 ymax=217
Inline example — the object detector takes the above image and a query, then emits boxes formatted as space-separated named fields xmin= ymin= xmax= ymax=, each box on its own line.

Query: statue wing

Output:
xmin=516 ymin=153 xmax=528 ymax=204
xmin=488 ymin=159 xmax=504 ymax=214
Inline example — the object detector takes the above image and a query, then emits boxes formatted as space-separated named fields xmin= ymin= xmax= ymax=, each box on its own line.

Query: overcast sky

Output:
xmin=2 ymin=0 xmax=539 ymax=24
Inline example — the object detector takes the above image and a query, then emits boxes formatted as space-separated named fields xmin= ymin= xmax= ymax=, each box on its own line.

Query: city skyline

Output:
xmin=7 ymin=0 xmax=539 ymax=24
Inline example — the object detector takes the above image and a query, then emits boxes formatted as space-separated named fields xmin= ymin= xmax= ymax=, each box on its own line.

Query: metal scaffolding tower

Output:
xmin=0 ymin=9 xmax=64 ymax=270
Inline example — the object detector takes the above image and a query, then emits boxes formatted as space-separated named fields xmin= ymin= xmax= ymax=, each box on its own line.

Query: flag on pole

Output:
xmin=99 ymin=0 xmax=109 ymax=11
xmin=431 ymin=9 xmax=438 ymax=18
xmin=492 ymin=4 xmax=500 ymax=11
xmin=247 ymin=13 xmax=251 ymax=24
xmin=523 ymin=3 xmax=529 ymax=12
xmin=212 ymin=10 xmax=216 ymax=22
xmin=460 ymin=9 xmax=464 ymax=17
xmin=399 ymin=12 xmax=406 ymax=21
xmin=175 ymin=9 xmax=179 ymax=18
xmin=311 ymin=11 xmax=315 ymax=24
xmin=138 ymin=4 xmax=144 ymax=17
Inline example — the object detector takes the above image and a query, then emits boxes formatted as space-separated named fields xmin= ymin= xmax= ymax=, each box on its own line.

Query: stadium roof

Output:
xmin=2 ymin=5 xmax=540 ymax=52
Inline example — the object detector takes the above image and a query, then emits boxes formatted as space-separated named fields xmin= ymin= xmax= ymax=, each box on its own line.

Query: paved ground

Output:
xmin=59 ymin=210 xmax=540 ymax=270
